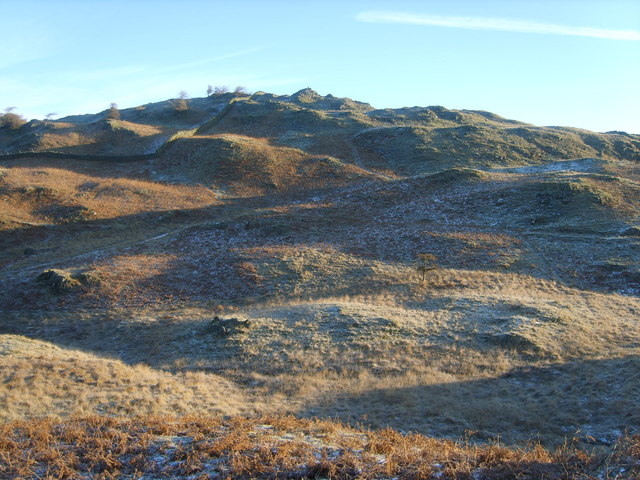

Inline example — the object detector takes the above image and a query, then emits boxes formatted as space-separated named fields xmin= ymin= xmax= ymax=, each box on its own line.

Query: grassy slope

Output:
xmin=0 ymin=335 xmax=249 ymax=420
xmin=0 ymin=160 xmax=218 ymax=226
xmin=3 ymin=89 xmax=639 ymax=171
xmin=197 ymin=92 xmax=640 ymax=177
xmin=0 ymin=90 xmax=639 ymax=472
xmin=155 ymin=133 xmax=380 ymax=195
xmin=0 ymin=160 xmax=637 ymax=446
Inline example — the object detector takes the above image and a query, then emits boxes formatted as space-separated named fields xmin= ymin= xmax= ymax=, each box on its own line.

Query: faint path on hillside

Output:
xmin=1 ymin=207 xmax=236 ymax=283
xmin=346 ymin=135 xmax=396 ymax=181
xmin=0 ymin=194 xmax=271 ymax=283
xmin=0 ymin=230 xmax=180 ymax=283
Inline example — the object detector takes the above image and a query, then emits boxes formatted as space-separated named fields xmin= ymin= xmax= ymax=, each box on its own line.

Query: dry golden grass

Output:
xmin=79 ymin=254 xmax=180 ymax=307
xmin=3 ymin=257 xmax=637 ymax=445
xmin=233 ymin=243 xmax=638 ymax=355
xmin=0 ymin=165 xmax=218 ymax=223
xmin=107 ymin=119 xmax=163 ymax=136
xmin=1 ymin=414 xmax=637 ymax=479
xmin=35 ymin=131 xmax=97 ymax=151
xmin=1 ymin=216 xmax=637 ymax=444
xmin=23 ymin=118 xmax=173 ymax=154
xmin=159 ymin=133 xmax=378 ymax=195
xmin=0 ymin=335 xmax=250 ymax=422
xmin=2 ymin=92 xmax=639 ymax=477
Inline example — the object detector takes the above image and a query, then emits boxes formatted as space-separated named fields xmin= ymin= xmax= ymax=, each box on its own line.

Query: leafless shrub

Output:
xmin=1 ymin=107 xmax=26 ymax=129
xmin=416 ymin=252 xmax=438 ymax=284
xmin=171 ymin=90 xmax=190 ymax=111
xmin=106 ymin=102 xmax=120 ymax=120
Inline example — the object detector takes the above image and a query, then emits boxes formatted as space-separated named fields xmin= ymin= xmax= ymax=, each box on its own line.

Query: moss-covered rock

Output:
xmin=36 ymin=269 xmax=102 ymax=294
xmin=37 ymin=269 xmax=82 ymax=294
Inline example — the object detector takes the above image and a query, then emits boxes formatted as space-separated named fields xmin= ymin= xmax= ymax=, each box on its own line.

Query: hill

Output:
xmin=0 ymin=88 xmax=638 ymax=476
xmin=2 ymin=89 xmax=639 ymax=172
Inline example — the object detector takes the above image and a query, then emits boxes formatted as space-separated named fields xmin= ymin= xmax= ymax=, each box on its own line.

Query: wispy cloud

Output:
xmin=48 ymin=46 xmax=269 ymax=86
xmin=153 ymin=46 xmax=270 ymax=75
xmin=56 ymin=66 xmax=147 ymax=83
xmin=356 ymin=11 xmax=640 ymax=41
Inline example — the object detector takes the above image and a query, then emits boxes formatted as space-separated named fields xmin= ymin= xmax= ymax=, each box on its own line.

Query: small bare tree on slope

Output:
xmin=416 ymin=253 xmax=438 ymax=284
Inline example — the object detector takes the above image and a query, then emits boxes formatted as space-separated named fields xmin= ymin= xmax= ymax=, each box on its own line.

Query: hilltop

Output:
xmin=0 ymin=89 xmax=639 ymax=478
xmin=2 ymin=88 xmax=639 ymax=169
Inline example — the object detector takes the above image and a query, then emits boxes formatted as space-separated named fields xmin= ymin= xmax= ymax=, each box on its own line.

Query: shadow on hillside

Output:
xmin=298 ymin=355 xmax=640 ymax=447
xmin=1 ymin=180 xmax=638 ymax=312
xmin=4 ymin=300 xmax=635 ymax=448
xmin=0 ymin=155 xmax=159 ymax=179
xmin=0 ymin=187 xmax=310 ymax=263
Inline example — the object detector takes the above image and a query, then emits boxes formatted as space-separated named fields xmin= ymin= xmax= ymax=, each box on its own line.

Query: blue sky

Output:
xmin=1 ymin=0 xmax=639 ymax=133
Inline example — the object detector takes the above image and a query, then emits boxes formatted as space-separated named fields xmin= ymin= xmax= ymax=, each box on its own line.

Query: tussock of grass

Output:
xmin=79 ymin=254 xmax=180 ymax=307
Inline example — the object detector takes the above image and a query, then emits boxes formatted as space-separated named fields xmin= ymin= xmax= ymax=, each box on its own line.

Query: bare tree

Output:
xmin=106 ymin=103 xmax=120 ymax=120
xmin=233 ymin=85 xmax=249 ymax=95
xmin=416 ymin=253 xmax=438 ymax=284
xmin=214 ymin=85 xmax=229 ymax=95
xmin=206 ymin=85 xmax=214 ymax=96
xmin=0 ymin=107 xmax=26 ymax=129
xmin=172 ymin=91 xmax=189 ymax=112
xmin=44 ymin=112 xmax=57 ymax=126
